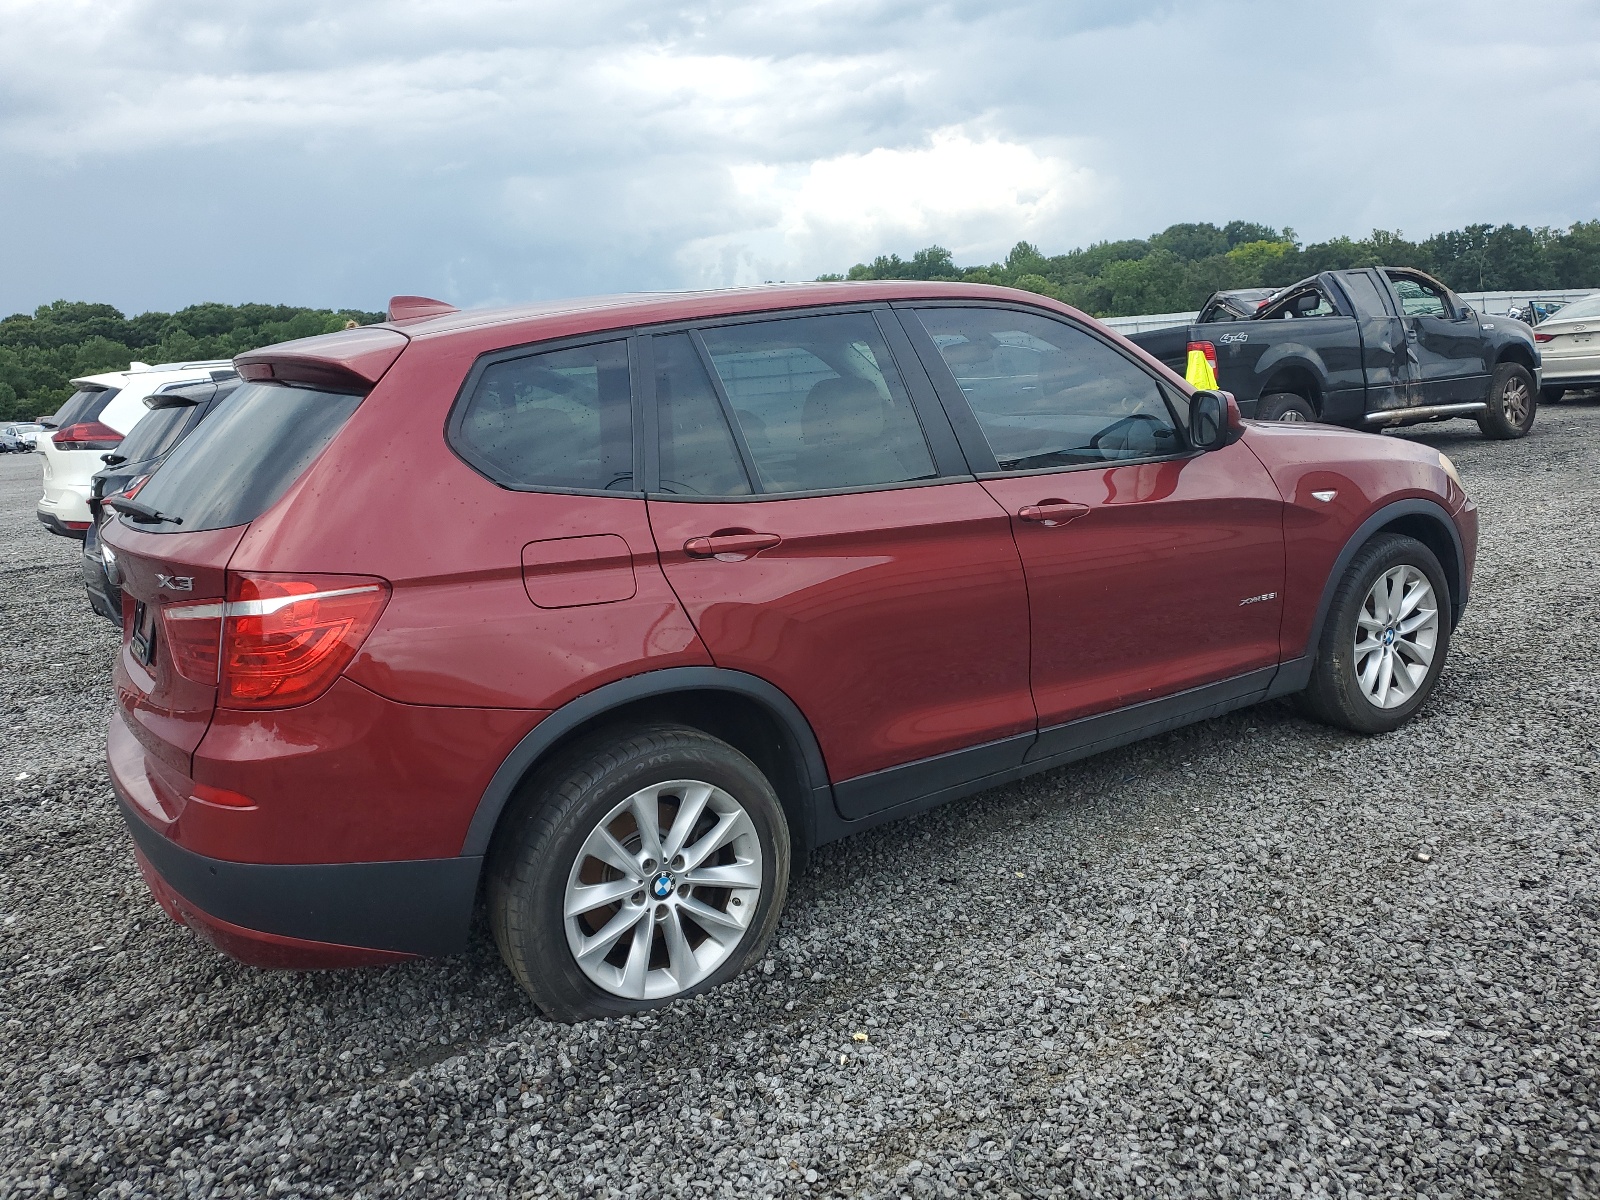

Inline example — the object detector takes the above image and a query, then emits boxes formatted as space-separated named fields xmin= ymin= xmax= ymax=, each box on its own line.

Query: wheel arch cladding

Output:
xmin=1310 ymin=500 xmax=1467 ymax=654
xmin=460 ymin=668 xmax=831 ymax=862
xmin=1495 ymin=343 xmax=1536 ymax=373
xmin=1261 ymin=363 xmax=1322 ymax=407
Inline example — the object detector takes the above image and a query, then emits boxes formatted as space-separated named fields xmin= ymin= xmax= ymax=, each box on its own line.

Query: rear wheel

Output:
xmin=488 ymin=724 xmax=790 ymax=1021
xmin=1478 ymin=363 xmax=1537 ymax=439
xmin=1256 ymin=392 xmax=1317 ymax=423
xmin=1300 ymin=534 xmax=1451 ymax=735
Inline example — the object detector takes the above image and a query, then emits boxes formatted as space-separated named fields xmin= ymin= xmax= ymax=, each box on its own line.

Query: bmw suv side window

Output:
xmin=694 ymin=313 xmax=937 ymax=494
xmin=914 ymin=307 xmax=1182 ymax=471
xmin=453 ymin=340 xmax=633 ymax=491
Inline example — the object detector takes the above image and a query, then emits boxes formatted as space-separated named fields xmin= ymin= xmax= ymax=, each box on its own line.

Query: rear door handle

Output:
xmin=1016 ymin=500 xmax=1090 ymax=527
xmin=683 ymin=530 xmax=782 ymax=559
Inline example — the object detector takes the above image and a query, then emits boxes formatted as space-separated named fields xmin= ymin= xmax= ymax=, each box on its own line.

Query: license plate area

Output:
xmin=130 ymin=601 xmax=157 ymax=668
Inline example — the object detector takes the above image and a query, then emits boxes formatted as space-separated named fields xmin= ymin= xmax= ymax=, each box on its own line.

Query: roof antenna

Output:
xmin=387 ymin=295 xmax=459 ymax=322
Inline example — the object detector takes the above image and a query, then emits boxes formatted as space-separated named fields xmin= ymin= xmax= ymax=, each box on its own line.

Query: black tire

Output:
xmin=1541 ymin=385 xmax=1566 ymax=403
xmin=1256 ymin=392 xmax=1317 ymax=423
xmin=1478 ymin=363 xmax=1537 ymax=439
xmin=487 ymin=724 xmax=791 ymax=1022
xmin=1299 ymin=534 xmax=1451 ymax=734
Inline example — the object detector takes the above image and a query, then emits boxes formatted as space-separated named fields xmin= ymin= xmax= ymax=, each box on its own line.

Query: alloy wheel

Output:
xmin=1276 ymin=410 xmax=1309 ymax=422
xmin=1502 ymin=376 xmax=1531 ymax=426
xmin=563 ymin=779 xmax=763 ymax=1000
xmin=1353 ymin=565 xmax=1439 ymax=709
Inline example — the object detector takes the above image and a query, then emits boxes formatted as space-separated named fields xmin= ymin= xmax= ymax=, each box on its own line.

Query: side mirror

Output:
xmin=1190 ymin=390 xmax=1242 ymax=451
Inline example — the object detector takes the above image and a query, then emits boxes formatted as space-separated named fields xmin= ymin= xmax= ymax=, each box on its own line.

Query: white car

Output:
xmin=36 ymin=360 xmax=237 ymax=537
xmin=1534 ymin=292 xmax=1600 ymax=400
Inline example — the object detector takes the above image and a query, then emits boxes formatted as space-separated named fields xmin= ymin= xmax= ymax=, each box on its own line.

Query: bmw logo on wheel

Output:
xmin=652 ymin=873 xmax=675 ymax=900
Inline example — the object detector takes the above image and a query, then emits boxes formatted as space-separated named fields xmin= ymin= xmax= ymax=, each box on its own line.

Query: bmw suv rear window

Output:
xmin=127 ymin=382 xmax=361 ymax=532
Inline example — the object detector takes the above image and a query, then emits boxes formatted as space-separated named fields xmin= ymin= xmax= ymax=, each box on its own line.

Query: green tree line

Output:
xmin=0 ymin=301 xmax=383 ymax=421
xmin=822 ymin=219 xmax=1600 ymax=318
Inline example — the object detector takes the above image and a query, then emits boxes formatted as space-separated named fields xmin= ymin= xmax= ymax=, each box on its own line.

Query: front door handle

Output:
xmin=1016 ymin=500 xmax=1090 ymax=527
xmin=683 ymin=530 xmax=782 ymax=559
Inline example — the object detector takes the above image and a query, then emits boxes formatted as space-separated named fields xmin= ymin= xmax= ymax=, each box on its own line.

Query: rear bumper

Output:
xmin=37 ymin=507 xmax=90 ymax=538
xmin=80 ymin=522 xmax=122 ymax=622
xmin=111 ymin=720 xmax=483 ymax=966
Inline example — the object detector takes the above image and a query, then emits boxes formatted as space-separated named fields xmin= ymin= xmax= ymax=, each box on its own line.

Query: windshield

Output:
xmin=129 ymin=382 xmax=362 ymax=533
xmin=1552 ymin=294 xmax=1600 ymax=322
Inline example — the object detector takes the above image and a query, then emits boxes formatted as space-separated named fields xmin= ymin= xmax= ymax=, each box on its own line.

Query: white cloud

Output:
xmin=682 ymin=128 xmax=1099 ymax=285
xmin=0 ymin=0 xmax=1596 ymax=314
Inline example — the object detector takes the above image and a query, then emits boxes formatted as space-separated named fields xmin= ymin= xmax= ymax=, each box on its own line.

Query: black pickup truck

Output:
xmin=1128 ymin=266 xmax=1543 ymax=438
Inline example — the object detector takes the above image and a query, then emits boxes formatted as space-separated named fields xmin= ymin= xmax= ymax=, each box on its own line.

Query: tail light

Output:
xmin=121 ymin=474 xmax=151 ymax=500
xmin=1534 ymin=332 xmax=1555 ymax=343
xmin=155 ymin=572 xmax=389 ymax=706
xmin=1187 ymin=340 xmax=1219 ymax=372
xmin=52 ymin=421 xmax=123 ymax=450
xmin=221 ymin=573 xmax=390 ymax=709
xmin=160 ymin=598 xmax=226 ymax=684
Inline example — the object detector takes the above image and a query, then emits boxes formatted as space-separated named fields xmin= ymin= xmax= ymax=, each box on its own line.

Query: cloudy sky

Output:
xmin=3 ymin=0 xmax=1598 ymax=316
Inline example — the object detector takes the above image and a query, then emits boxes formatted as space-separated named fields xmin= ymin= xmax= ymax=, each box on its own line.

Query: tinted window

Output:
xmin=130 ymin=383 xmax=361 ymax=532
xmin=917 ymin=308 xmax=1182 ymax=470
xmin=454 ymin=340 xmax=633 ymax=491
xmin=654 ymin=333 xmax=751 ymax=496
xmin=53 ymin=386 xmax=120 ymax=427
xmin=115 ymin=404 xmax=195 ymax=464
xmin=1388 ymin=274 xmax=1448 ymax=317
xmin=698 ymin=313 xmax=935 ymax=493
xmin=1338 ymin=272 xmax=1392 ymax=319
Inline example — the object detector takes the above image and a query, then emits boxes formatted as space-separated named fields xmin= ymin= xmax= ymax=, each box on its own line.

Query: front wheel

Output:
xmin=1300 ymin=533 xmax=1452 ymax=734
xmin=1478 ymin=363 xmax=1537 ymax=439
xmin=488 ymin=725 xmax=791 ymax=1021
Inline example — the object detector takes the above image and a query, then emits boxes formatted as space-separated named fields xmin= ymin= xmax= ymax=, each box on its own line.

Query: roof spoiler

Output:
xmin=235 ymin=326 xmax=410 ymax=392
xmin=387 ymin=295 xmax=459 ymax=322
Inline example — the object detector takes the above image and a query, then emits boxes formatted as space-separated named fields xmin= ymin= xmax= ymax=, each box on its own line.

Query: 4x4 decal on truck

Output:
xmin=1219 ymin=332 xmax=1249 ymax=344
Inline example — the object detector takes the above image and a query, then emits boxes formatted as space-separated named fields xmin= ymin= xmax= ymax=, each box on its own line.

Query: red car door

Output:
xmin=902 ymin=305 xmax=1286 ymax=747
xmin=642 ymin=316 xmax=1035 ymax=818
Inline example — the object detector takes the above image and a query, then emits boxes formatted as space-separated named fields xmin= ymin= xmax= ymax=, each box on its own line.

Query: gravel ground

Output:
xmin=2 ymin=398 xmax=1599 ymax=1200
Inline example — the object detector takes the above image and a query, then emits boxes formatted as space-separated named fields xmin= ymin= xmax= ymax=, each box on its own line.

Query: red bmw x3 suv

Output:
xmin=103 ymin=283 xmax=1477 ymax=1020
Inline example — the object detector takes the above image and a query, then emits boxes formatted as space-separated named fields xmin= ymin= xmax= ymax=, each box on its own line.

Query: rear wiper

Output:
xmin=104 ymin=496 xmax=183 ymax=525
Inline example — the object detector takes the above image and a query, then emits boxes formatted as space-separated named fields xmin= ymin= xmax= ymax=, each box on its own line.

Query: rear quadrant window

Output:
xmin=454 ymin=340 xmax=633 ymax=491
xmin=697 ymin=313 xmax=935 ymax=493
xmin=916 ymin=307 xmax=1183 ymax=471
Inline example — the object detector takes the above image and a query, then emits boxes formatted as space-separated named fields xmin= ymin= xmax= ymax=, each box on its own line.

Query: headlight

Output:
xmin=1437 ymin=452 xmax=1462 ymax=490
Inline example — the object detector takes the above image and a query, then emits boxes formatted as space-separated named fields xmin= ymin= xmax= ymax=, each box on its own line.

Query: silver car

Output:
xmin=0 ymin=423 xmax=49 ymax=453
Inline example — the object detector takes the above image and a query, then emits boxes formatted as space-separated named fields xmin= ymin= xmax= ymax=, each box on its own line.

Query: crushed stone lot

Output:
xmin=2 ymin=399 xmax=1599 ymax=1200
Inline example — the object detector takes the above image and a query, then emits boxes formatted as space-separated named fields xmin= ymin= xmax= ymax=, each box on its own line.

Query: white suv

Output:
xmin=36 ymin=361 xmax=237 ymax=537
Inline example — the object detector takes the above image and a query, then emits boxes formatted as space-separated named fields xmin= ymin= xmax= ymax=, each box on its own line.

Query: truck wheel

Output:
xmin=488 ymin=724 xmax=791 ymax=1022
xmin=1478 ymin=364 xmax=1537 ymax=439
xmin=1299 ymin=533 xmax=1451 ymax=735
xmin=1540 ymin=385 xmax=1566 ymax=403
xmin=1256 ymin=393 xmax=1317 ymax=422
